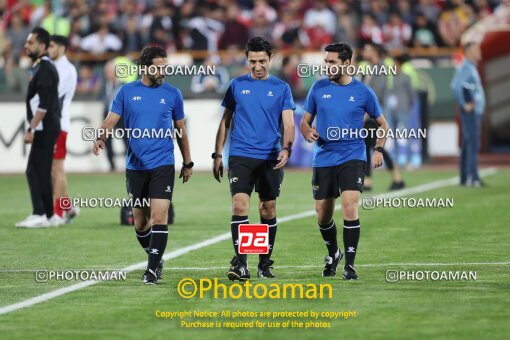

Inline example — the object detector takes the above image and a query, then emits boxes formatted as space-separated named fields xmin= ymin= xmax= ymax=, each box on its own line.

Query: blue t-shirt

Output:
xmin=304 ymin=77 xmax=382 ymax=167
xmin=110 ymin=80 xmax=185 ymax=170
xmin=222 ymin=74 xmax=295 ymax=160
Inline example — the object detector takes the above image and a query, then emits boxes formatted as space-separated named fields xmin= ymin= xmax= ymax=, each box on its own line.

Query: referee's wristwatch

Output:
xmin=282 ymin=146 xmax=292 ymax=157
xmin=374 ymin=146 xmax=384 ymax=153
xmin=27 ymin=127 xmax=34 ymax=133
xmin=182 ymin=161 xmax=194 ymax=169
xmin=211 ymin=152 xmax=222 ymax=159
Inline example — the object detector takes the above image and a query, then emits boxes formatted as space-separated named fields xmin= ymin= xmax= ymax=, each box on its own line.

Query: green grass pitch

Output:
xmin=0 ymin=168 xmax=509 ymax=339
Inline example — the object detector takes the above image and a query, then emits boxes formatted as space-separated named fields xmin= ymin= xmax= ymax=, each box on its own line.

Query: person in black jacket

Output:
xmin=15 ymin=27 xmax=61 ymax=228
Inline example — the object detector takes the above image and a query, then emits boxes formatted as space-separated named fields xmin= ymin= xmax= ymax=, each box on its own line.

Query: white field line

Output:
xmin=0 ymin=167 xmax=498 ymax=315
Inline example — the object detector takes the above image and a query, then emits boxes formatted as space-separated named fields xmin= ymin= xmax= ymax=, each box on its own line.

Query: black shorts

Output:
xmin=228 ymin=156 xmax=284 ymax=200
xmin=126 ymin=165 xmax=175 ymax=205
xmin=312 ymin=160 xmax=365 ymax=200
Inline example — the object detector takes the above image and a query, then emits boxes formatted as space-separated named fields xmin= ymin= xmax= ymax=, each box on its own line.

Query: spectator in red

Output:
xmin=360 ymin=13 xmax=383 ymax=45
xmin=303 ymin=0 xmax=336 ymax=37
xmin=306 ymin=23 xmax=333 ymax=49
xmin=219 ymin=4 xmax=249 ymax=50
xmin=383 ymin=12 xmax=412 ymax=50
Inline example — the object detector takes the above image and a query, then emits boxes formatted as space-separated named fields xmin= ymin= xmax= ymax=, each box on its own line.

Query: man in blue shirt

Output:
xmin=92 ymin=46 xmax=193 ymax=284
xmin=300 ymin=43 xmax=389 ymax=279
xmin=213 ymin=37 xmax=295 ymax=281
xmin=450 ymin=42 xmax=486 ymax=187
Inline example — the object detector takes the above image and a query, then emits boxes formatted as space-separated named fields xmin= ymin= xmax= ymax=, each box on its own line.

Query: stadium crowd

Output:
xmin=2 ymin=0 xmax=506 ymax=54
xmin=1 ymin=0 xmax=507 ymax=94
xmin=0 ymin=0 xmax=501 ymax=171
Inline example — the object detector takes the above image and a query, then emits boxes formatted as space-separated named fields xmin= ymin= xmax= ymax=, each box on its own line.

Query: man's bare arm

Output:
xmin=28 ymin=110 xmax=46 ymax=130
xmin=373 ymin=114 xmax=389 ymax=149
xmin=214 ymin=108 xmax=234 ymax=154
xmin=281 ymin=109 xmax=295 ymax=149
xmin=274 ymin=109 xmax=295 ymax=169
xmin=212 ymin=108 xmax=234 ymax=182
xmin=175 ymin=118 xmax=192 ymax=164
xmin=371 ymin=114 xmax=389 ymax=168
xmin=300 ymin=112 xmax=319 ymax=143
xmin=175 ymin=118 xmax=193 ymax=183
xmin=92 ymin=112 xmax=121 ymax=155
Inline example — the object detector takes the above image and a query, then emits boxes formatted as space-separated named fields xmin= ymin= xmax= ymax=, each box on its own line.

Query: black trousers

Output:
xmin=26 ymin=130 xmax=60 ymax=218
xmin=103 ymin=108 xmax=128 ymax=171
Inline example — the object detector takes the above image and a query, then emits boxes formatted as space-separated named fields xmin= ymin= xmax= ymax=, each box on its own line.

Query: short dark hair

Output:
xmin=50 ymin=35 xmax=69 ymax=51
xmin=324 ymin=43 xmax=353 ymax=62
xmin=245 ymin=37 xmax=272 ymax=57
xmin=139 ymin=46 xmax=167 ymax=66
xmin=31 ymin=27 xmax=50 ymax=50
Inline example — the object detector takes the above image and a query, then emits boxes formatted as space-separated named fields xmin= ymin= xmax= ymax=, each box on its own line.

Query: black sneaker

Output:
xmin=342 ymin=265 xmax=359 ymax=280
xmin=142 ymin=268 xmax=158 ymax=285
xmin=389 ymin=181 xmax=405 ymax=190
xmin=257 ymin=258 xmax=275 ymax=278
xmin=322 ymin=251 xmax=343 ymax=277
xmin=156 ymin=259 xmax=164 ymax=280
xmin=227 ymin=256 xmax=250 ymax=281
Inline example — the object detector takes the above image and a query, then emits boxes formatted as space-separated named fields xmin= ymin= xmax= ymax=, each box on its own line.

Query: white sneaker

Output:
xmin=15 ymin=214 xmax=49 ymax=228
xmin=49 ymin=214 xmax=65 ymax=227
xmin=14 ymin=214 xmax=41 ymax=227
xmin=64 ymin=206 xmax=80 ymax=224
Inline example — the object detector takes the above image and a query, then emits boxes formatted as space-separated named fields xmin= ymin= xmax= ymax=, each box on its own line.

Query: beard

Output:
xmin=148 ymin=75 xmax=165 ymax=87
xmin=328 ymin=73 xmax=342 ymax=82
xmin=327 ymin=65 xmax=343 ymax=82
xmin=27 ymin=49 xmax=41 ymax=61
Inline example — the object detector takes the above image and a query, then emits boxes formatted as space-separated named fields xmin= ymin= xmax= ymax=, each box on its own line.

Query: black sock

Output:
xmin=147 ymin=224 xmax=168 ymax=271
xmin=231 ymin=215 xmax=248 ymax=265
xmin=259 ymin=217 xmax=277 ymax=263
xmin=343 ymin=219 xmax=360 ymax=268
xmin=135 ymin=228 xmax=151 ymax=254
xmin=319 ymin=220 xmax=339 ymax=258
